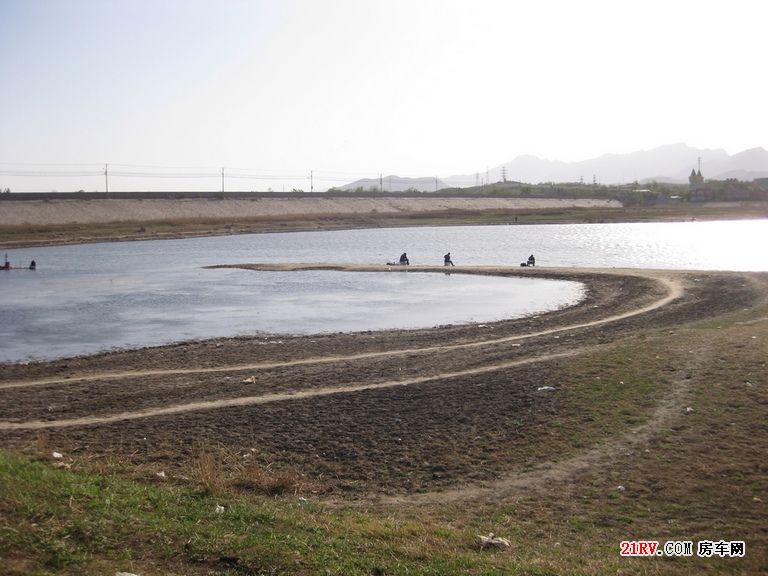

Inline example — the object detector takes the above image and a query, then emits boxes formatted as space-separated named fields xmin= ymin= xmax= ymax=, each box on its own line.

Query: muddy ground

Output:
xmin=0 ymin=265 xmax=765 ymax=497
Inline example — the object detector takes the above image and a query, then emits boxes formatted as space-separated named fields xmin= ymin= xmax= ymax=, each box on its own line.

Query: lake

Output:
xmin=2 ymin=219 xmax=766 ymax=362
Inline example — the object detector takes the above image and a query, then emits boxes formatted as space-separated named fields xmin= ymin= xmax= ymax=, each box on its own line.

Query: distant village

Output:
xmin=688 ymin=167 xmax=768 ymax=202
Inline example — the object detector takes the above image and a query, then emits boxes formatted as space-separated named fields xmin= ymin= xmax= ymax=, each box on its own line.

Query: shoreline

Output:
xmin=2 ymin=264 xmax=767 ymax=573
xmin=1 ymin=264 xmax=764 ymax=482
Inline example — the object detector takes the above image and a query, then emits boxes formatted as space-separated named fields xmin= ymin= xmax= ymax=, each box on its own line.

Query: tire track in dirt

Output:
xmin=0 ymin=349 xmax=586 ymax=430
xmin=377 ymin=305 xmax=726 ymax=506
xmin=377 ymin=375 xmax=691 ymax=506
xmin=0 ymin=268 xmax=682 ymax=391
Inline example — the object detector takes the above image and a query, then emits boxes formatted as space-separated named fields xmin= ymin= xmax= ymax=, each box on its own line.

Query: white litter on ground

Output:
xmin=478 ymin=533 xmax=511 ymax=550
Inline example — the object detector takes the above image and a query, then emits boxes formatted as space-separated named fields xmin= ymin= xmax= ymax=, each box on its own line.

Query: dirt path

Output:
xmin=378 ymin=369 xmax=691 ymax=506
xmin=376 ymin=312 xmax=728 ymax=506
xmin=0 ymin=349 xmax=590 ymax=430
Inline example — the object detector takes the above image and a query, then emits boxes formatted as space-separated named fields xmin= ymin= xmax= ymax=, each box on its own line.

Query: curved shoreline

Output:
xmin=1 ymin=264 xmax=765 ymax=500
xmin=0 ymin=266 xmax=678 ymax=391
xmin=0 ymin=265 xmax=679 ymax=427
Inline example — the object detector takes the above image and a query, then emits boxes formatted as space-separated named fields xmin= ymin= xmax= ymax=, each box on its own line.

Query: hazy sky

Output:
xmin=1 ymin=0 xmax=765 ymax=191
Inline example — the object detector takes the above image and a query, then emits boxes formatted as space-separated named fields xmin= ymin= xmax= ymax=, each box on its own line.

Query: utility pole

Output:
xmin=221 ymin=168 xmax=225 ymax=193
xmin=310 ymin=170 xmax=314 ymax=193
xmin=435 ymin=176 xmax=438 ymax=193
xmin=379 ymin=173 xmax=383 ymax=193
xmin=104 ymin=163 xmax=109 ymax=194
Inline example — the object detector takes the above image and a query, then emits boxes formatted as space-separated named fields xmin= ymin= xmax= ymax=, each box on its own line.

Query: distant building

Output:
xmin=689 ymin=167 xmax=768 ymax=202
xmin=689 ymin=167 xmax=709 ymax=201
xmin=689 ymin=168 xmax=704 ymax=186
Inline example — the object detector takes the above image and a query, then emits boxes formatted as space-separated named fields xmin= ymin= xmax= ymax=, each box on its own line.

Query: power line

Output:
xmin=0 ymin=169 xmax=391 ymax=182
xmin=0 ymin=161 xmax=456 ymax=192
xmin=0 ymin=170 xmax=103 ymax=177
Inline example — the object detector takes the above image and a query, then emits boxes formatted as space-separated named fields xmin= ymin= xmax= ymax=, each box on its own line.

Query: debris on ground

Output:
xmin=478 ymin=533 xmax=511 ymax=550
xmin=52 ymin=451 xmax=63 ymax=459
xmin=537 ymin=386 xmax=556 ymax=391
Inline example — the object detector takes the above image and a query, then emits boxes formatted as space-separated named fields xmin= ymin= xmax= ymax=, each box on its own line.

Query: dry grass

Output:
xmin=232 ymin=459 xmax=308 ymax=496
xmin=33 ymin=432 xmax=50 ymax=460
xmin=191 ymin=445 xmax=310 ymax=497
xmin=193 ymin=451 xmax=227 ymax=496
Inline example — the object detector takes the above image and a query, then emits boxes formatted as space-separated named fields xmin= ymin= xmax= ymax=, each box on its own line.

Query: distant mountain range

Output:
xmin=443 ymin=144 xmax=768 ymax=187
xmin=335 ymin=144 xmax=768 ymax=191
xmin=335 ymin=175 xmax=450 ymax=193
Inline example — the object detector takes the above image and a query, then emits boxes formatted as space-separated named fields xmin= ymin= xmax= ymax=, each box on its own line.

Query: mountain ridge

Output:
xmin=444 ymin=144 xmax=768 ymax=187
xmin=337 ymin=144 xmax=768 ymax=191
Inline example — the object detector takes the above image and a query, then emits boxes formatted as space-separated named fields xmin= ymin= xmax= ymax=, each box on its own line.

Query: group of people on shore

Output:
xmin=391 ymin=252 xmax=536 ymax=267
xmin=392 ymin=252 xmax=453 ymax=266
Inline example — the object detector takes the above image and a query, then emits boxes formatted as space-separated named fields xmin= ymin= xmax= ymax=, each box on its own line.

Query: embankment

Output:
xmin=0 ymin=196 xmax=619 ymax=226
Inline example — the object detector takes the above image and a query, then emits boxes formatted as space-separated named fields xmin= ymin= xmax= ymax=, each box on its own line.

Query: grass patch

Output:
xmin=1 ymin=452 xmax=556 ymax=575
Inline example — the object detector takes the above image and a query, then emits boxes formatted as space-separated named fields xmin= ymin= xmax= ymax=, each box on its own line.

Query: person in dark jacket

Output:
xmin=399 ymin=252 xmax=409 ymax=265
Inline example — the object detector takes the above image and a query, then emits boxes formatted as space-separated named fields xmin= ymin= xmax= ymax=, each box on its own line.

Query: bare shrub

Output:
xmin=33 ymin=433 xmax=50 ymax=459
xmin=195 ymin=451 xmax=227 ymax=495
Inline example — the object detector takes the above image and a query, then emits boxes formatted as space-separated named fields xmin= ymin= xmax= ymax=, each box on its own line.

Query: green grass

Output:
xmin=2 ymin=452 xmax=558 ymax=575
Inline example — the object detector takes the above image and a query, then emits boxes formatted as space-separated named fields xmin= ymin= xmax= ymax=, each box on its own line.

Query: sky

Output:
xmin=1 ymin=0 xmax=766 ymax=192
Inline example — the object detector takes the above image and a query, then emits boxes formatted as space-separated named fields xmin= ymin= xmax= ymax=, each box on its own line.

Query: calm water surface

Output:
xmin=2 ymin=219 xmax=766 ymax=362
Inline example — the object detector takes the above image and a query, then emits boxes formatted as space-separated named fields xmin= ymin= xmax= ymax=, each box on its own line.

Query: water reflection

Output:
xmin=0 ymin=270 xmax=583 ymax=362
xmin=2 ymin=219 xmax=766 ymax=362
